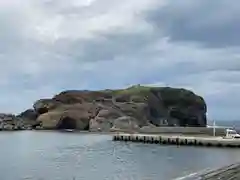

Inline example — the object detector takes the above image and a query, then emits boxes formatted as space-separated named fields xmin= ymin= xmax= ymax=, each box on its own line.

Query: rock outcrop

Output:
xmin=28 ymin=85 xmax=207 ymax=131
xmin=18 ymin=109 xmax=38 ymax=121
xmin=17 ymin=109 xmax=40 ymax=128
xmin=0 ymin=113 xmax=23 ymax=130
xmin=0 ymin=113 xmax=17 ymax=121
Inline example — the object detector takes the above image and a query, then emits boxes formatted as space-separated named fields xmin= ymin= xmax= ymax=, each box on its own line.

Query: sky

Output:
xmin=0 ymin=0 xmax=239 ymax=121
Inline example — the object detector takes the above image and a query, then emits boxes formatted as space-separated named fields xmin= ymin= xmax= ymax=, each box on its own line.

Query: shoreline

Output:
xmin=0 ymin=127 xmax=231 ymax=137
xmin=0 ymin=129 xmax=117 ymax=135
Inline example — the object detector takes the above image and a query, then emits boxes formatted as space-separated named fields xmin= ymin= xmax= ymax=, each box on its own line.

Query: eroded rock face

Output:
xmin=16 ymin=109 xmax=39 ymax=127
xmin=33 ymin=99 xmax=61 ymax=114
xmin=89 ymin=108 xmax=121 ymax=131
xmin=113 ymin=116 xmax=139 ymax=130
xmin=29 ymin=85 xmax=207 ymax=131
xmin=36 ymin=103 xmax=97 ymax=130
xmin=18 ymin=109 xmax=38 ymax=121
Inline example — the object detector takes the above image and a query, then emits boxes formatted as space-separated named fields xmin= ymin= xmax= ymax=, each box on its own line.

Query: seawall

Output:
xmin=113 ymin=133 xmax=240 ymax=148
xmin=111 ymin=127 xmax=226 ymax=136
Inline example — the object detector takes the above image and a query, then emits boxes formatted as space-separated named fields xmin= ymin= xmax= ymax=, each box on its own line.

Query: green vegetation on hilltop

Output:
xmin=100 ymin=85 xmax=206 ymax=111
xmin=112 ymin=85 xmax=152 ymax=95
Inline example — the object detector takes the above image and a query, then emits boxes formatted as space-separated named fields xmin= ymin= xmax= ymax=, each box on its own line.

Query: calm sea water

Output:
xmin=1 ymin=131 xmax=240 ymax=180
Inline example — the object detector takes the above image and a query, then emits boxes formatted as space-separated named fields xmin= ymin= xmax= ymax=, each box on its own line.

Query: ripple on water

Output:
xmin=0 ymin=131 xmax=240 ymax=180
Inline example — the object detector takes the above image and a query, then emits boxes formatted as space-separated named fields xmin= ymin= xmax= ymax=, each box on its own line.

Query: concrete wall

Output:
xmin=110 ymin=127 xmax=227 ymax=136
xmin=138 ymin=127 xmax=226 ymax=136
xmin=111 ymin=126 xmax=227 ymax=136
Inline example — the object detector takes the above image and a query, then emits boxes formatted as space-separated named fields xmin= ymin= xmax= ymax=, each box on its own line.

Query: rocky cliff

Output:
xmin=26 ymin=85 xmax=207 ymax=131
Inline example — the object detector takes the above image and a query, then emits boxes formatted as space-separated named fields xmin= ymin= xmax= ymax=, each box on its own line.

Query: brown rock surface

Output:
xmin=31 ymin=85 xmax=207 ymax=131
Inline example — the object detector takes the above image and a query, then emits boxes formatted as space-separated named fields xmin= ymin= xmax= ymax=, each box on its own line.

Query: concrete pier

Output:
xmin=113 ymin=133 xmax=240 ymax=148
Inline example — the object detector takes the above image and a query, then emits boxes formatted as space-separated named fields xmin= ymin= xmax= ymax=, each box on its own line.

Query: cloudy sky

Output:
xmin=0 ymin=0 xmax=239 ymax=121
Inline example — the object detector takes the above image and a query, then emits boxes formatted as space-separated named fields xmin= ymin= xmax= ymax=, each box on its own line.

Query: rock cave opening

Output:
xmin=57 ymin=117 xmax=77 ymax=129
xmin=169 ymin=110 xmax=188 ymax=126
xmin=150 ymin=108 xmax=159 ymax=118
xmin=84 ymin=123 xmax=89 ymax=131
xmin=149 ymin=107 xmax=161 ymax=126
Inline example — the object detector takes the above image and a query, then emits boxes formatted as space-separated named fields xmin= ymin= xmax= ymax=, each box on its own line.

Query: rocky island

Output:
xmin=0 ymin=85 xmax=207 ymax=131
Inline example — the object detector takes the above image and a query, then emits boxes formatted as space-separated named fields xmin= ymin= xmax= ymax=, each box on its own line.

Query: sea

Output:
xmin=1 ymin=131 xmax=240 ymax=180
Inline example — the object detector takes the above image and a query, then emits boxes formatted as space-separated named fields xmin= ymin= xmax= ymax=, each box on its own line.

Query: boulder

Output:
xmin=112 ymin=116 xmax=139 ymax=130
xmin=33 ymin=99 xmax=61 ymax=114
xmin=89 ymin=108 xmax=122 ymax=131
xmin=89 ymin=117 xmax=113 ymax=132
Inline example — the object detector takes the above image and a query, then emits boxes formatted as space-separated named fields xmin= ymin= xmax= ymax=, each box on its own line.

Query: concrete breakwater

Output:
xmin=200 ymin=163 xmax=240 ymax=180
xmin=137 ymin=126 xmax=227 ymax=136
xmin=111 ymin=127 xmax=228 ymax=136
xmin=113 ymin=133 xmax=240 ymax=148
xmin=173 ymin=163 xmax=240 ymax=180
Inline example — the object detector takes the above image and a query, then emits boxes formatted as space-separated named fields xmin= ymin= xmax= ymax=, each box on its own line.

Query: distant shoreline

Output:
xmin=0 ymin=126 xmax=228 ymax=136
xmin=0 ymin=126 xmax=239 ymax=137
xmin=0 ymin=129 xmax=117 ymax=135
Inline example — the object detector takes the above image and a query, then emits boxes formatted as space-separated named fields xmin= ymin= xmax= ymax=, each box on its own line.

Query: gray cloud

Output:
xmin=147 ymin=0 xmax=240 ymax=48
xmin=0 ymin=0 xmax=240 ymax=121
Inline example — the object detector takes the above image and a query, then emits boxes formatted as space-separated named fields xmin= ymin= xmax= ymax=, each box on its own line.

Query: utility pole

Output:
xmin=213 ymin=120 xmax=216 ymax=137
